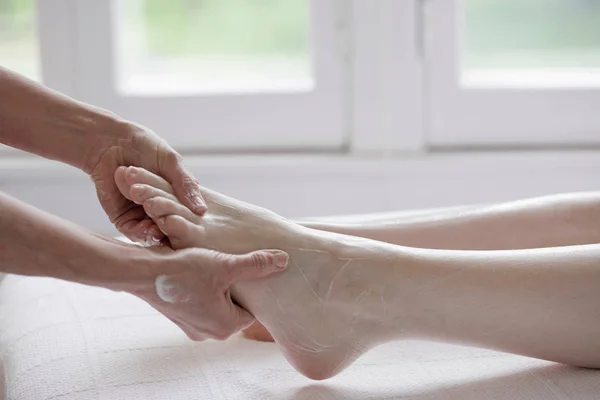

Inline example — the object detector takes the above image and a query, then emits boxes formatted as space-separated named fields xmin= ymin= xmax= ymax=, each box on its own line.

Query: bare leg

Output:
xmin=116 ymin=167 xmax=600 ymax=380
xmin=249 ymin=195 xmax=600 ymax=341
xmin=300 ymin=193 xmax=600 ymax=250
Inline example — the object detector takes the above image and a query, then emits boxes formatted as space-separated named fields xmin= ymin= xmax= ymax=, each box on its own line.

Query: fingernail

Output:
xmin=150 ymin=235 xmax=162 ymax=245
xmin=192 ymin=196 xmax=207 ymax=213
xmin=144 ymin=228 xmax=163 ymax=246
xmin=265 ymin=250 xmax=289 ymax=269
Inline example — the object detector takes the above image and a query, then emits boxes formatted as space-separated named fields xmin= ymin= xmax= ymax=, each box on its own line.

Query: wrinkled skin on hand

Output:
xmin=88 ymin=124 xmax=206 ymax=244
xmin=127 ymin=244 xmax=289 ymax=341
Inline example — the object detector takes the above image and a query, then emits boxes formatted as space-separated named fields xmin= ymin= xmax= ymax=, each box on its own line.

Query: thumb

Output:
xmin=162 ymin=153 xmax=207 ymax=215
xmin=222 ymin=250 xmax=290 ymax=286
xmin=232 ymin=305 xmax=256 ymax=332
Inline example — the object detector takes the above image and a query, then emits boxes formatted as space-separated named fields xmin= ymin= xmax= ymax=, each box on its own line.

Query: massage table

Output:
xmin=1 ymin=212 xmax=600 ymax=399
xmin=3 ymin=274 xmax=600 ymax=399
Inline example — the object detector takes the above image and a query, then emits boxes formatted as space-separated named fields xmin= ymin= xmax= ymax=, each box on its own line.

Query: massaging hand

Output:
xmin=88 ymin=123 xmax=206 ymax=244
xmin=130 ymin=245 xmax=289 ymax=341
xmin=0 ymin=67 xmax=204 ymax=243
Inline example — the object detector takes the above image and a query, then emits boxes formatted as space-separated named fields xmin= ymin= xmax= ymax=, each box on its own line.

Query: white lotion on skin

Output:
xmin=155 ymin=275 xmax=192 ymax=303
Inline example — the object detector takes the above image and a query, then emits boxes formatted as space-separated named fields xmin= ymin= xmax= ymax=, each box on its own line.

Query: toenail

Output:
xmin=127 ymin=167 xmax=139 ymax=178
xmin=132 ymin=185 xmax=146 ymax=197
xmin=144 ymin=200 xmax=156 ymax=213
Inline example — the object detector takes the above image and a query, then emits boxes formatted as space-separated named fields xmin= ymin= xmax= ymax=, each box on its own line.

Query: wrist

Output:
xmin=0 ymin=65 xmax=131 ymax=171
xmin=78 ymin=236 xmax=157 ymax=293
xmin=78 ymin=113 xmax=136 ymax=174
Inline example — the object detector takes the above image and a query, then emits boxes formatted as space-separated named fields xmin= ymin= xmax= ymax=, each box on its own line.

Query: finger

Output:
xmin=145 ymin=224 xmax=166 ymax=245
xmin=115 ymin=170 xmax=166 ymax=246
xmin=204 ymin=300 xmax=254 ymax=340
xmin=162 ymin=153 xmax=207 ymax=215
xmin=242 ymin=321 xmax=275 ymax=342
xmin=111 ymin=204 xmax=148 ymax=238
xmin=151 ymin=300 xmax=208 ymax=341
xmin=125 ymin=166 xmax=174 ymax=195
xmin=232 ymin=305 xmax=256 ymax=333
xmin=143 ymin=196 xmax=199 ymax=224
xmin=119 ymin=218 xmax=165 ymax=245
xmin=220 ymin=250 xmax=289 ymax=286
xmin=92 ymin=148 xmax=151 ymax=243
xmin=114 ymin=166 xmax=133 ymax=201
xmin=166 ymin=315 xmax=206 ymax=342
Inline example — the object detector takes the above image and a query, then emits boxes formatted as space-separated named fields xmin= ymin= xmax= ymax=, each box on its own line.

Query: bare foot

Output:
xmin=115 ymin=166 xmax=390 ymax=380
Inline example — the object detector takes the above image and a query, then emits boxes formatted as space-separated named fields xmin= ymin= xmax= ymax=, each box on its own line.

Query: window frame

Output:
xmin=424 ymin=0 xmax=600 ymax=147
xmin=8 ymin=0 xmax=600 ymax=156
xmin=350 ymin=0 xmax=424 ymax=153
xmin=56 ymin=0 xmax=348 ymax=151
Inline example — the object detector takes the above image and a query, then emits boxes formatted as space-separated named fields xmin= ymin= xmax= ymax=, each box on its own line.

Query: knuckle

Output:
xmin=210 ymin=326 xmax=234 ymax=341
xmin=181 ymin=175 xmax=200 ymax=192
xmin=250 ymin=252 xmax=269 ymax=270
xmin=191 ymin=333 xmax=207 ymax=342
xmin=216 ymin=252 xmax=238 ymax=270
xmin=220 ymin=255 xmax=239 ymax=282
xmin=184 ymin=331 xmax=205 ymax=342
xmin=163 ymin=150 xmax=184 ymax=171
xmin=165 ymin=149 xmax=183 ymax=164
xmin=203 ymin=252 xmax=233 ymax=286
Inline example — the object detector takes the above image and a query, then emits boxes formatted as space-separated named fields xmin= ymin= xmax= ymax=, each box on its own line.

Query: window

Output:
xmin=426 ymin=0 xmax=600 ymax=146
xmin=116 ymin=0 xmax=312 ymax=95
xmin=3 ymin=0 xmax=599 ymax=154
xmin=462 ymin=0 xmax=600 ymax=88
xmin=0 ymin=0 xmax=39 ymax=81
xmin=72 ymin=0 xmax=345 ymax=150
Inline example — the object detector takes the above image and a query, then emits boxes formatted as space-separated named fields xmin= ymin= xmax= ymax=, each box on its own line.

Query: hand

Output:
xmin=242 ymin=320 xmax=275 ymax=342
xmin=88 ymin=122 xmax=206 ymax=244
xmin=127 ymin=245 xmax=289 ymax=341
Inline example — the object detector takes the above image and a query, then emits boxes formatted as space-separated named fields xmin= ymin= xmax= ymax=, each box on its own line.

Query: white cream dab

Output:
xmin=155 ymin=275 xmax=191 ymax=304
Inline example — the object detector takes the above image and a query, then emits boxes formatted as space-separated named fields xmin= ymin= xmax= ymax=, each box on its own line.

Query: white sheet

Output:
xmin=1 ymin=274 xmax=599 ymax=400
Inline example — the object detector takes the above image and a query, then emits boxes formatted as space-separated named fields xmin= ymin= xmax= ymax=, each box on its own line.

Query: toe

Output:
xmin=143 ymin=196 xmax=199 ymax=224
xmin=130 ymin=183 xmax=179 ymax=205
xmin=125 ymin=166 xmax=174 ymax=195
xmin=155 ymin=214 xmax=194 ymax=249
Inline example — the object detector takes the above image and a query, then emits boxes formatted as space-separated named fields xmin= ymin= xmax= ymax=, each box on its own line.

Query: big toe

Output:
xmin=124 ymin=166 xmax=174 ymax=195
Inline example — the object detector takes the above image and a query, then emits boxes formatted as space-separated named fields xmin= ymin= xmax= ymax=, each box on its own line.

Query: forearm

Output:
xmin=0 ymin=191 xmax=149 ymax=289
xmin=300 ymin=192 xmax=600 ymax=250
xmin=0 ymin=67 xmax=129 ymax=173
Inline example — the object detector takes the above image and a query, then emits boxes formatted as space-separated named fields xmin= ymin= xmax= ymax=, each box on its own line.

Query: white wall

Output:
xmin=1 ymin=150 xmax=599 ymax=236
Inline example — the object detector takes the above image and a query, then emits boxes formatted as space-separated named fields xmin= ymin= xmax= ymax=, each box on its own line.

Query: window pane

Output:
xmin=462 ymin=0 xmax=600 ymax=87
xmin=0 ymin=0 xmax=39 ymax=80
xmin=116 ymin=0 xmax=312 ymax=95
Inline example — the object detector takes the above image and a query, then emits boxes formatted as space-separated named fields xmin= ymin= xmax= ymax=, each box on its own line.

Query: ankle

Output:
xmin=287 ymin=230 xmax=404 ymax=339
xmin=330 ymin=241 xmax=434 ymax=341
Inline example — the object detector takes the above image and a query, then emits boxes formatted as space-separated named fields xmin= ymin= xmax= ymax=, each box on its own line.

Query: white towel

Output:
xmin=1 ymin=274 xmax=598 ymax=400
